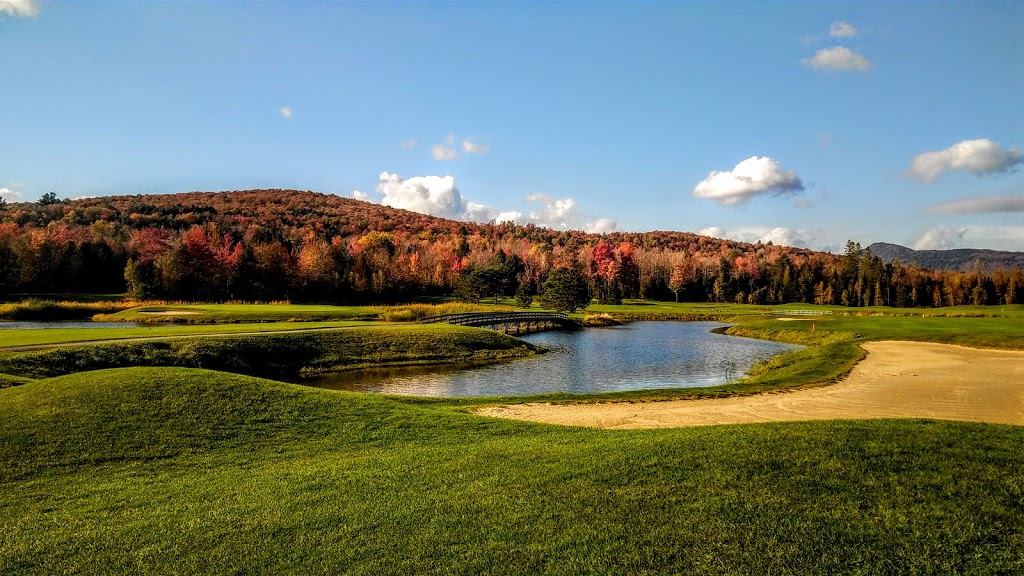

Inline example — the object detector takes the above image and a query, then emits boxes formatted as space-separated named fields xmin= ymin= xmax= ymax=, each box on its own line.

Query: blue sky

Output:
xmin=1 ymin=1 xmax=1022 ymax=252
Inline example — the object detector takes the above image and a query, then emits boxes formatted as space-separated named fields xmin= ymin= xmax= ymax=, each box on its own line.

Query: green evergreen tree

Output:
xmin=515 ymin=279 xmax=534 ymax=308
xmin=539 ymin=266 xmax=590 ymax=312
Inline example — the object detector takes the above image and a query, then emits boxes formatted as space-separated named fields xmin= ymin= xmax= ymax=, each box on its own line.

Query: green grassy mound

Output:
xmin=1 ymin=368 xmax=1021 ymax=574
xmin=0 ymin=325 xmax=539 ymax=380
xmin=0 ymin=368 xmax=342 ymax=479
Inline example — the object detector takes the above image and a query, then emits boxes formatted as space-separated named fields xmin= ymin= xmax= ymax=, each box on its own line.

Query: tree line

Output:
xmin=1 ymin=190 xmax=1021 ymax=308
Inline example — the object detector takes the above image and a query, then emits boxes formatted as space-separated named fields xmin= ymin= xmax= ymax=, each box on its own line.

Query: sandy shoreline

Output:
xmin=476 ymin=341 xmax=1024 ymax=429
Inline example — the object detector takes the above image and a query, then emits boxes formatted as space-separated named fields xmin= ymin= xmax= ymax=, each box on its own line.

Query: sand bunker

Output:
xmin=477 ymin=341 xmax=1024 ymax=428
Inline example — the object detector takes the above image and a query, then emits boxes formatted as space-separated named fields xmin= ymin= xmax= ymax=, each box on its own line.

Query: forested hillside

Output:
xmin=1 ymin=189 xmax=1021 ymax=306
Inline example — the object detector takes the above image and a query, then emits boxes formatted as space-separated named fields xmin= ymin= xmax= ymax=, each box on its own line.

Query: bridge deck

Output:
xmin=418 ymin=311 xmax=574 ymax=332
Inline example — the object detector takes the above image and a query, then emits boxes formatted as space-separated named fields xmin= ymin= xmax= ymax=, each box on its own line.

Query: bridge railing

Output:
xmin=418 ymin=311 xmax=571 ymax=326
xmin=770 ymin=309 xmax=833 ymax=316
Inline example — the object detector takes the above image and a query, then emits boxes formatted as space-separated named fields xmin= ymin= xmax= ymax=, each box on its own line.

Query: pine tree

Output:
xmin=539 ymin=266 xmax=590 ymax=312
xmin=515 ymin=279 xmax=534 ymax=309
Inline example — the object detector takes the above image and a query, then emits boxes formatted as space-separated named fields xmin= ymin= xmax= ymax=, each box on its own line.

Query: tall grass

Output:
xmin=0 ymin=299 xmax=162 ymax=320
xmin=372 ymin=302 xmax=516 ymax=322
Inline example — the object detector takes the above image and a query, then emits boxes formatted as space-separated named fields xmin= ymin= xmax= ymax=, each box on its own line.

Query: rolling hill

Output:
xmin=867 ymin=242 xmax=1024 ymax=273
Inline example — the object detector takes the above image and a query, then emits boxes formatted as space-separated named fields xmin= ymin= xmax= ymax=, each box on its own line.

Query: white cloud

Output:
xmin=431 ymin=145 xmax=458 ymax=161
xmin=400 ymin=140 xmax=417 ymax=150
xmin=521 ymin=194 xmax=618 ymax=232
xmin=585 ymin=218 xmax=618 ymax=234
xmin=0 ymin=187 xmax=22 ymax=201
xmin=432 ymin=134 xmax=459 ymax=161
xmin=829 ymin=21 xmax=857 ymax=38
xmin=914 ymin=225 xmax=1024 ymax=251
xmin=699 ymin=225 xmax=826 ymax=250
xmin=0 ymin=0 xmax=40 ymax=17
xmin=462 ymin=139 xmax=489 ymax=154
xmin=523 ymin=193 xmax=577 ymax=228
xmin=801 ymin=46 xmax=871 ymax=71
xmin=699 ymin=226 xmax=727 ymax=239
xmin=356 ymin=173 xmax=616 ymax=232
xmin=692 ymin=156 xmax=805 ymax=205
xmin=928 ymin=194 xmax=1024 ymax=215
xmin=494 ymin=211 xmax=523 ymax=224
xmin=907 ymin=139 xmax=1023 ymax=182
xmin=913 ymin=226 xmax=968 ymax=250
xmin=374 ymin=172 xmax=471 ymax=219
xmin=279 ymin=107 xmax=293 ymax=119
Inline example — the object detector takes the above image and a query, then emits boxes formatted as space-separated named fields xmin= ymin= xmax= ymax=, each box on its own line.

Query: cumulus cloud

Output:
xmin=494 ymin=211 xmax=524 ymax=224
xmin=522 ymin=193 xmax=578 ymax=228
xmin=906 ymin=139 xmax=1023 ymax=182
xmin=431 ymin=134 xmax=459 ymax=161
xmin=429 ymin=145 xmax=456 ymax=160
xmin=801 ymin=46 xmax=871 ymax=71
xmin=512 ymin=194 xmax=614 ymax=232
xmin=462 ymin=139 xmax=489 ymax=155
xmin=698 ymin=225 xmax=826 ymax=250
xmin=914 ymin=226 xmax=968 ymax=250
xmin=910 ymin=225 xmax=1024 ymax=251
xmin=431 ymin=145 xmax=458 ymax=161
xmin=829 ymin=21 xmax=857 ymax=38
xmin=0 ymin=0 xmax=39 ymax=17
xmin=692 ymin=156 xmax=805 ymax=205
xmin=585 ymin=218 xmax=618 ymax=234
xmin=400 ymin=140 xmax=417 ymax=150
xmin=354 ymin=173 xmax=616 ymax=232
xmin=927 ymin=194 xmax=1024 ymax=215
xmin=0 ymin=187 xmax=22 ymax=201
xmin=279 ymin=107 xmax=293 ymax=119
xmin=374 ymin=172 xmax=471 ymax=219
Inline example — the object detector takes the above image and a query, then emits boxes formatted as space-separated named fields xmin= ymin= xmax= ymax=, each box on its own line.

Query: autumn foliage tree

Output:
xmin=0 ymin=189 xmax=1020 ymax=308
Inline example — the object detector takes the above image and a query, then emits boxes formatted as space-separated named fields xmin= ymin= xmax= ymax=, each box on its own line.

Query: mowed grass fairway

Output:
xmin=1 ymin=368 xmax=1022 ymax=575
xmin=0 ymin=321 xmax=371 ymax=349
xmin=2 ymin=302 xmax=1023 ymax=573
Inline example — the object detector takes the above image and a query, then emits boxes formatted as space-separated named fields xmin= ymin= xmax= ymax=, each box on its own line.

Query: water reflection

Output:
xmin=299 ymin=321 xmax=801 ymax=397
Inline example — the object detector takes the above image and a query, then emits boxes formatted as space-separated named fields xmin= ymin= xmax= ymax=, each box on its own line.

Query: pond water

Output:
xmin=299 ymin=321 xmax=802 ymax=397
xmin=0 ymin=321 xmax=140 ymax=330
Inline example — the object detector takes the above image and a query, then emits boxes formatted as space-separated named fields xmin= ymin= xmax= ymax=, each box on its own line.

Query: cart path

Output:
xmin=477 ymin=341 xmax=1024 ymax=428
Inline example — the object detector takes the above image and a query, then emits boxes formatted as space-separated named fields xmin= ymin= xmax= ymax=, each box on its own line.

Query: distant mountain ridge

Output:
xmin=867 ymin=242 xmax=1024 ymax=272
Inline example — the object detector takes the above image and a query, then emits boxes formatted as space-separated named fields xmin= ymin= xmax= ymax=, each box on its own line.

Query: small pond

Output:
xmin=0 ymin=321 xmax=141 ymax=330
xmin=299 ymin=321 xmax=802 ymax=397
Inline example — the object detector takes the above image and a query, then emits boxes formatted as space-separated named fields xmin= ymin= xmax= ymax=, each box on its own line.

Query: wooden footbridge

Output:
xmin=418 ymin=311 xmax=577 ymax=335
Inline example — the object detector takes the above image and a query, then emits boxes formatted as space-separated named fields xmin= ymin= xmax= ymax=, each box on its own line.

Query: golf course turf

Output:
xmin=1 ymin=368 xmax=1021 ymax=574
xmin=1 ymin=302 xmax=1022 ymax=574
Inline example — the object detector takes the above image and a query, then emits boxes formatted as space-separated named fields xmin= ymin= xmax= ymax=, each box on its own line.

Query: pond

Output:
xmin=0 ymin=321 xmax=141 ymax=330
xmin=299 ymin=321 xmax=802 ymax=397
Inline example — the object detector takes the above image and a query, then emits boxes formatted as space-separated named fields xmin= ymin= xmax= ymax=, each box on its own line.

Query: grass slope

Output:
xmin=0 ymin=321 xmax=369 ymax=348
xmin=1 ymin=368 xmax=1021 ymax=574
xmin=96 ymin=302 xmax=516 ymax=324
xmin=0 ymin=325 xmax=538 ymax=380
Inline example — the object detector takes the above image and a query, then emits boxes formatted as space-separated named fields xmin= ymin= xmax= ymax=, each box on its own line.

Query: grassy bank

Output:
xmin=1 ymin=367 xmax=1020 ymax=575
xmin=95 ymin=302 xmax=516 ymax=324
xmin=727 ymin=314 xmax=1024 ymax=349
xmin=0 ymin=321 xmax=370 ymax=349
xmin=0 ymin=325 xmax=539 ymax=380
xmin=0 ymin=299 xmax=143 ymax=320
